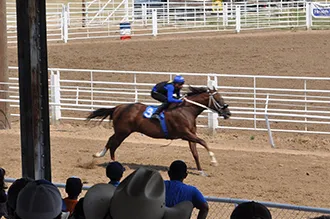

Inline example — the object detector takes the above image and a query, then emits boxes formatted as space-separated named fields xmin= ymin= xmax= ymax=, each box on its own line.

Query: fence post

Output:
xmin=152 ymin=9 xmax=158 ymax=36
xmin=61 ymin=5 xmax=65 ymax=41
xmin=142 ymin=4 xmax=147 ymax=26
xmin=306 ymin=2 xmax=312 ymax=30
xmin=82 ymin=0 xmax=86 ymax=27
xmin=66 ymin=3 xmax=71 ymax=26
xmin=62 ymin=5 xmax=69 ymax=43
xmin=223 ymin=3 xmax=228 ymax=27
xmin=207 ymin=77 xmax=218 ymax=134
xmin=304 ymin=80 xmax=308 ymax=131
xmin=167 ymin=0 xmax=170 ymax=24
xmin=76 ymin=87 xmax=79 ymax=105
xmin=203 ymin=0 xmax=206 ymax=25
xmin=131 ymin=0 xmax=135 ymax=21
xmin=50 ymin=72 xmax=61 ymax=124
xmin=265 ymin=94 xmax=275 ymax=148
xmin=134 ymin=73 xmax=138 ymax=102
xmin=0 ymin=0 xmax=10 ymax=129
xmin=90 ymin=71 xmax=94 ymax=110
xmin=235 ymin=5 xmax=241 ymax=33
xmin=50 ymin=72 xmax=55 ymax=124
xmin=125 ymin=0 xmax=129 ymax=21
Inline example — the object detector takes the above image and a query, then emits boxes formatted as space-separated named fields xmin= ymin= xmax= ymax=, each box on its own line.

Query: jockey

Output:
xmin=150 ymin=75 xmax=185 ymax=120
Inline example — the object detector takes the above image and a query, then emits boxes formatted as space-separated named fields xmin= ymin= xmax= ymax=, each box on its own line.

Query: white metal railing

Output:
xmin=3 ymin=67 xmax=330 ymax=146
xmin=6 ymin=1 xmax=330 ymax=44
xmin=6 ymin=2 xmax=64 ymax=44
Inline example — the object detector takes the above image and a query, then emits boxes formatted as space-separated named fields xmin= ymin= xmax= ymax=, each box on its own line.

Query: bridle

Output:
xmin=208 ymin=91 xmax=228 ymax=111
xmin=183 ymin=91 xmax=228 ymax=113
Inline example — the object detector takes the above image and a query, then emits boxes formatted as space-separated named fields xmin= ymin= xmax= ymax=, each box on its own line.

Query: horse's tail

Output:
xmin=87 ymin=107 xmax=115 ymax=122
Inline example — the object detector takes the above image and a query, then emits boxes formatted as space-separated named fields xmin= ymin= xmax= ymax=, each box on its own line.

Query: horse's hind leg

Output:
xmin=108 ymin=132 xmax=131 ymax=161
xmin=93 ymin=132 xmax=130 ymax=160
xmin=93 ymin=134 xmax=115 ymax=158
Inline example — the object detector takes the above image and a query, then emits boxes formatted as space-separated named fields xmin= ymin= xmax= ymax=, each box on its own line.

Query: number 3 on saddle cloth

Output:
xmin=143 ymin=106 xmax=169 ymax=138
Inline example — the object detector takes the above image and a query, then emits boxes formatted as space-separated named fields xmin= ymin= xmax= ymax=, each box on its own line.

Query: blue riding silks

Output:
xmin=143 ymin=106 xmax=169 ymax=138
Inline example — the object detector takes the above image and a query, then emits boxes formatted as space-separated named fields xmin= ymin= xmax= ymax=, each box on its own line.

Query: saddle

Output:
xmin=143 ymin=106 xmax=163 ymax=119
xmin=143 ymin=106 xmax=168 ymax=138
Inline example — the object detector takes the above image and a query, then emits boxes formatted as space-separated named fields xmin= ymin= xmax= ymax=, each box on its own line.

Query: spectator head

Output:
xmin=106 ymin=161 xmax=125 ymax=182
xmin=230 ymin=201 xmax=272 ymax=219
xmin=0 ymin=168 xmax=6 ymax=189
xmin=167 ymin=160 xmax=188 ymax=181
xmin=15 ymin=179 xmax=62 ymax=219
xmin=7 ymin=177 xmax=33 ymax=218
xmin=65 ymin=177 xmax=83 ymax=199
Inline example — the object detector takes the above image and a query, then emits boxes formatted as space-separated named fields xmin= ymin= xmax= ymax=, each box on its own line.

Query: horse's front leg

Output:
xmin=184 ymin=133 xmax=218 ymax=167
xmin=188 ymin=141 xmax=208 ymax=177
xmin=188 ymin=141 xmax=202 ymax=171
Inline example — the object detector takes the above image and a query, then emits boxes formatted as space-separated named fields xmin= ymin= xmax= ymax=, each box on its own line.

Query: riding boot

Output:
xmin=151 ymin=102 xmax=168 ymax=120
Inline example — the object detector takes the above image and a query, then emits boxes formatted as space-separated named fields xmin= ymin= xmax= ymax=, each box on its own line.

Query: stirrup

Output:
xmin=151 ymin=114 xmax=161 ymax=120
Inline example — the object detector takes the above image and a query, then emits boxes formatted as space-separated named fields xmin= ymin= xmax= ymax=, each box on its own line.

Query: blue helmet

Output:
xmin=173 ymin=75 xmax=185 ymax=84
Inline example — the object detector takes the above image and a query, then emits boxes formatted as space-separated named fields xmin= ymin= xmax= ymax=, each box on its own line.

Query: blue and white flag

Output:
xmin=312 ymin=2 xmax=330 ymax=18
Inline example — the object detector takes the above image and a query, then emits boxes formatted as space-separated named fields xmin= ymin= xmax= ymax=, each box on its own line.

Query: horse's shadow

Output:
xmin=97 ymin=162 xmax=200 ymax=176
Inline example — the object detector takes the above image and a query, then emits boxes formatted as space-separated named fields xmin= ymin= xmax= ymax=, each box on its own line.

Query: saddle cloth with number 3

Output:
xmin=143 ymin=106 xmax=169 ymax=138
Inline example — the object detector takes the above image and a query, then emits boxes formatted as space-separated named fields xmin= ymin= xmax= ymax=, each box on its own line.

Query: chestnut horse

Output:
xmin=87 ymin=86 xmax=231 ymax=174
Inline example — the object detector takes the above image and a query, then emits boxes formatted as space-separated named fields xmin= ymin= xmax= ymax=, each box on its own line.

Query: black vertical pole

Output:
xmin=16 ymin=0 xmax=51 ymax=181
xmin=0 ymin=0 xmax=10 ymax=130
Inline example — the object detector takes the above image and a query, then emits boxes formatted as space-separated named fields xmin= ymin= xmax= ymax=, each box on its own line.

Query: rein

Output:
xmin=183 ymin=91 xmax=226 ymax=113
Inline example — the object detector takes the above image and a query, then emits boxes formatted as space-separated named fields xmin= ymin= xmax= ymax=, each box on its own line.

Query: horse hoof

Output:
xmin=93 ymin=153 xmax=100 ymax=158
xmin=199 ymin=171 xmax=208 ymax=177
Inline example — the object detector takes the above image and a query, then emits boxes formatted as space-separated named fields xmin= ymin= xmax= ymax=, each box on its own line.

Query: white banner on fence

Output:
xmin=312 ymin=2 xmax=330 ymax=18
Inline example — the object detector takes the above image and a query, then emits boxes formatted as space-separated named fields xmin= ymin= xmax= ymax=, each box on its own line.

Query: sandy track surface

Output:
xmin=1 ymin=121 xmax=330 ymax=209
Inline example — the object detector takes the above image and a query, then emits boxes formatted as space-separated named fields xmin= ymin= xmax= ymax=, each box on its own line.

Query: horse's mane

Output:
xmin=186 ymin=86 xmax=209 ymax=96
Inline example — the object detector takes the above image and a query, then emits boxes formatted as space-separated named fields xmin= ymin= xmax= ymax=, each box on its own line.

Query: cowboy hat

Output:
xmin=83 ymin=183 xmax=116 ymax=219
xmin=110 ymin=167 xmax=193 ymax=219
xmin=163 ymin=201 xmax=193 ymax=219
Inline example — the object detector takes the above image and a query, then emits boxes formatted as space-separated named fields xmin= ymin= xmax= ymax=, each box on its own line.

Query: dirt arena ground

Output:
xmin=2 ymin=30 xmax=330 ymax=210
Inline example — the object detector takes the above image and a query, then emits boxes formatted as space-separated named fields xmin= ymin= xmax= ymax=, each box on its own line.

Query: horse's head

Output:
xmin=207 ymin=87 xmax=231 ymax=119
xmin=186 ymin=86 xmax=231 ymax=119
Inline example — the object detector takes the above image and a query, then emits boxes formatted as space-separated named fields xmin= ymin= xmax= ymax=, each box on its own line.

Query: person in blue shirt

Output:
xmin=106 ymin=161 xmax=126 ymax=187
xmin=164 ymin=160 xmax=209 ymax=219
xmin=150 ymin=75 xmax=185 ymax=121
